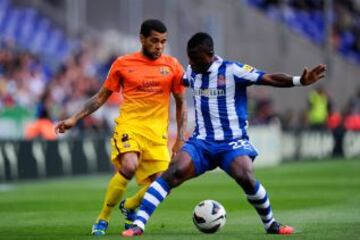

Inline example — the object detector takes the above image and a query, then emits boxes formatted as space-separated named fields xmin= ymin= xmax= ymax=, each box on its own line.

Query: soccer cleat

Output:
xmin=266 ymin=221 xmax=294 ymax=235
xmin=119 ymin=200 xmax=136 ymax=230
xmin=121 ymin=225 xmax=144 ymax=237
xmin=91 ymin=220 xmax=108 ymax=236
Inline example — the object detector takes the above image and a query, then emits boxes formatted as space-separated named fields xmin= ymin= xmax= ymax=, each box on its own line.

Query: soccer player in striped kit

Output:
xmin=123 ymin=32 xmax=326 ymax=236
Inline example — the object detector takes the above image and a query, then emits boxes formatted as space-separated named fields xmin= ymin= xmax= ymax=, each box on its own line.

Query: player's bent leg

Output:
xmin=120 ymin=170 xmax=162 ymax=229
xmin=92 ymin=173 xmax=129 ymax=235
xmin=120 ymin=184 xmax=149 ymax=229
xmin=121 ymin=176 xmax=171 ymax=237
xmin=122 ymin=151 xmax=197 ymax=237
xmin=96 ymin=172 xmax=131 ymax=221
xmin=229 ymin=156 xmax=294 ymax=235
xmin=92 ymin=152 xmax=138 ymax=236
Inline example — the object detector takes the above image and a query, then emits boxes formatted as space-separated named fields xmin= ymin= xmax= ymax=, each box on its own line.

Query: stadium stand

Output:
xmin=0 ymin=0 xmax=73 ymax=66
xmin=0 ymin=0 xmax=358 ymax=182
xmin=0 ymin=0 xmax=119 ymax=138
xmin=247 ymin=0 xmax=360 ymax=64
xmin=0 ymin=0 xmax=359 ymax=140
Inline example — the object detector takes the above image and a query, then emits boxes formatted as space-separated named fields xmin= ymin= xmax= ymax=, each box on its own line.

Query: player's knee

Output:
xmin=120 ymin=164 xmax=137 ymax=178
xmin=162 ymin=163 xmax=187 ymax=187
xmin=119 ymin=154 xmax=139 ymax=178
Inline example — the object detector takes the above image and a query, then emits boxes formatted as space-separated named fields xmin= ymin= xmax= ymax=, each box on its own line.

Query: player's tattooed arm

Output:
xmin=55 ymin=86 xmax=112 ymax=134
xmin=73 ymin=86 xmax=113 ymax=121
xmin=260 ymin=64 xmax=326 ymax=87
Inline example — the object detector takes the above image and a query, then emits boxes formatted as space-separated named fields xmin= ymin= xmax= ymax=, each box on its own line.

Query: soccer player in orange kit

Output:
xmin=54 ymin=19 xmax=187 ymax=235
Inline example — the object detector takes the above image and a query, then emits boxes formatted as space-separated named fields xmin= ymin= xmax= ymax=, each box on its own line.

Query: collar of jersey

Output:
xmin=206 ymin=55 xmax=223 ymax=73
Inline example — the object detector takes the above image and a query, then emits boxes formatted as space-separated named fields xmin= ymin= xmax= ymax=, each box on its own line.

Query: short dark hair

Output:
xmin=140 ymin=19 xmax=167 ymax=37
xmin=187 ymin=32 xmax=214 ymax=55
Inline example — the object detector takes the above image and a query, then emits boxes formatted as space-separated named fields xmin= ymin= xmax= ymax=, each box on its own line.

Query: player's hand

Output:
xmin=54 ymin=117 xmax=77 ymax=134
xmin=300 ymin=64 xmax=326 ymax=86
xmin=171 ymin=139 xmax=185 ymax=158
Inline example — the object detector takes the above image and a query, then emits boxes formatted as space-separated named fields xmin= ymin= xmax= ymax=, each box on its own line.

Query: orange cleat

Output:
xmin=267 ymin=221 xmax=294 ymax=235
xmin=122 ymin=225 xmax=144 ymax=237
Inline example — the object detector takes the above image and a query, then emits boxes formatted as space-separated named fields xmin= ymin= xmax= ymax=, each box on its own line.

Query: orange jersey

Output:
xmin=103 ymin=52 xmax=185 ymax=143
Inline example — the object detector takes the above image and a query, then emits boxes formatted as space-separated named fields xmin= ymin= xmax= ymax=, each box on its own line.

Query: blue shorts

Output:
xmin=182 ymin=138 xmax=258 ymax=176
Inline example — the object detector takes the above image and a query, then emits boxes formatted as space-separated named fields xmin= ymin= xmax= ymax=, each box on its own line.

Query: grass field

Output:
xmin=1 ymin=159 xmax=360 ymax=240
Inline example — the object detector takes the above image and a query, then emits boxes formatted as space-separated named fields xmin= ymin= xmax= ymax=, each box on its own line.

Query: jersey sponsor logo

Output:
xmin=136 ymin=80 xmax=164 ymax=93
xmin=160 ymin=66 xmax=170 ymax=76
xmin=194 ymin=88 xmax=225 ymax=97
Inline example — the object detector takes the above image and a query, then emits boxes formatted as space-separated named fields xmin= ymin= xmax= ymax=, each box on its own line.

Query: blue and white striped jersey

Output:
xmin=183 ymin=56 xmax=265 ymax=141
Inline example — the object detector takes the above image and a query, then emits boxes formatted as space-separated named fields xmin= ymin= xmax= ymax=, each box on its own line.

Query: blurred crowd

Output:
xmin=248 ymin=86 xmax=360 ymax=132
xmin=1 ymin=0 xmax=360 ymax=140
xmin=1 ymin=38 xmax=359 ymax=140
xmin=247 ymin=0 xmax=360 ymax=131
xmin=248 ymin=0 xmax=360 ymax=63
xmin=0 ymin=39 xmax=122 ymax=139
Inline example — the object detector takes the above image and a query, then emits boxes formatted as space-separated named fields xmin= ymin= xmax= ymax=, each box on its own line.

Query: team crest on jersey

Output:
xmin=121 ymin=134 xmax=129 ymax=142
xmin=160 ymin=66 xmax=170 ymax=76
xmin=121 ymin=134 xmax=130 ymax=148
xmin=217 ymin=75 xmax=226 ymax=86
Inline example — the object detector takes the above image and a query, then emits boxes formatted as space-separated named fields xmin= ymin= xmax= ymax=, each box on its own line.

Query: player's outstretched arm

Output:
xmin=260 ymin=64 xmax=326 ymax=87
xmin=172 ymin=92 xmax=187 ymax=157
xmin=54 ymin=86 xmax=113 ymax=134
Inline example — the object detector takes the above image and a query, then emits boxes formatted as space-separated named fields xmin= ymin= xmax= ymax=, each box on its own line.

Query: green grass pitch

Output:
xmin=1 ymin=159 xmax=360 ymax=240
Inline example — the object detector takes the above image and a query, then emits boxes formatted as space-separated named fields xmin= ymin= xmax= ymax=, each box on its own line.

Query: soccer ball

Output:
xmin=192 ymin=199 xmax=226 ymax=234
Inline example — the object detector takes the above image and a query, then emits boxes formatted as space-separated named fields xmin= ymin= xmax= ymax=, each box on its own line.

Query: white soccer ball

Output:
xmin=192 ymin=199 xmax=226 ymax=234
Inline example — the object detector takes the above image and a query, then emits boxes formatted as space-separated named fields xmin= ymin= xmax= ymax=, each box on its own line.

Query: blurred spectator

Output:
xmin=248 ymin=88 xmax=280 ymax=126
xmin=251 ymin=98 xmax=280 ymax=125
xmin=327 ymin=102 xmax=344 ymax=156
xmin=344 ymin=86 xmax=360 ymax=131
xmin=307 ymin=86 xmax=330 ymax=130
xmin=279 ymin=109 xmax=296 ymax=130
xmin=327 ymin=105 xmax=342 ymax=130
xmin=24 ymin=88 xmax=57 ymax=140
